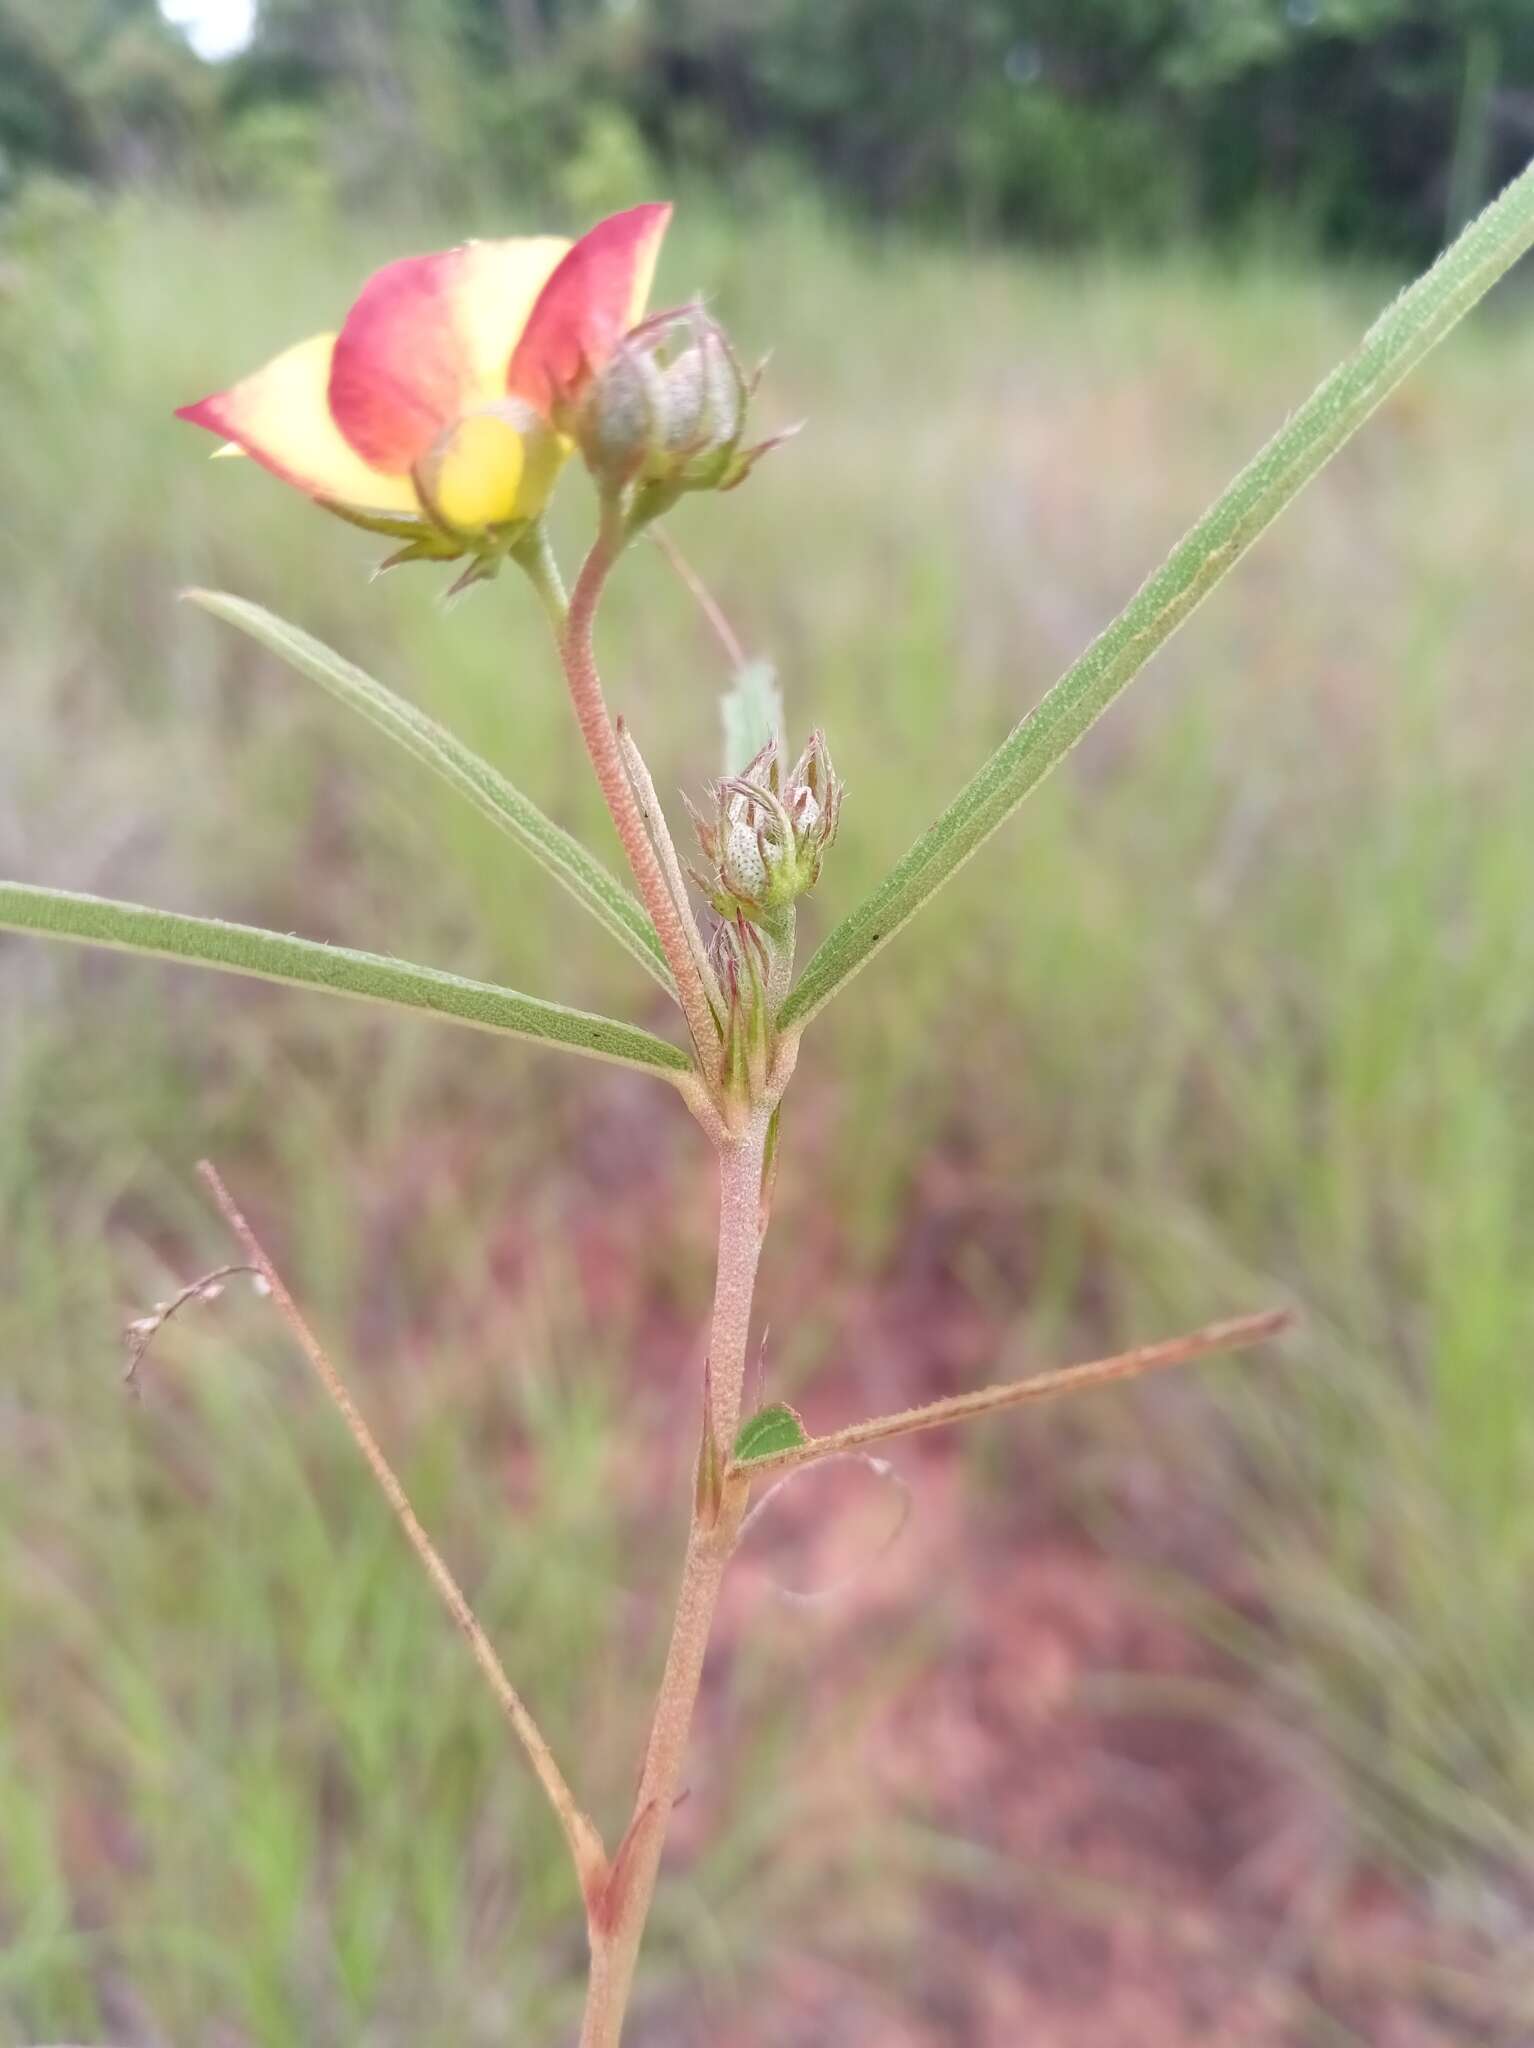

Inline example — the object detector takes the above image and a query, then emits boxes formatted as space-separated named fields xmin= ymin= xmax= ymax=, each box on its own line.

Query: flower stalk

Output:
xmin=558 ymin=502 xmax=725 ymax=1084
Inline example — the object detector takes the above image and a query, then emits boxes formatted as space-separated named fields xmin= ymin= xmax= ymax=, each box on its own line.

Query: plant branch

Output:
xmin=559 ymin=510 xmax=723 ymax=1078
xmin=782 ymin=155 xmax=1534 ymax=1032
xmin=196 ymin=1160 xmax=607 ymax=1895
xmin=727 ymin=1308 xmax=1295 ymax=1482
xmin=616 ymin=719 xmax=727 ymax=1027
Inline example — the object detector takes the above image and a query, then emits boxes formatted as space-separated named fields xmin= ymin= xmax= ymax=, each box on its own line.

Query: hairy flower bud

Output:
xmin=690 ymin=730 xmax=842 ymax=923
xmin=577 ymin=305 xmax=792 ymax=503
xmin=655 ymin=319 xmax=745 ymax=466
xmin=575 ymin=343 xmax=665 ymax=487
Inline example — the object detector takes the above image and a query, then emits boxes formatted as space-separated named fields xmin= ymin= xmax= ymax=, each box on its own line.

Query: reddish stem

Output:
xmin=561 ymin=522 xmax=721 ymax=1078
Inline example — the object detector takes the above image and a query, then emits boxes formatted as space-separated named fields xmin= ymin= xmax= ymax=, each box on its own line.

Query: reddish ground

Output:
xmin=693 ymin=1476 xmax=1527 ymax=2047
xmin=559 ymin=1148 xmax=1534 ymax=2048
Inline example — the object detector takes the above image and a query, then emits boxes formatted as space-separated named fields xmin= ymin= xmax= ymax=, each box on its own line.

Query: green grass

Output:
xmin=3 ymin=188 xmax=1534 ymax=2038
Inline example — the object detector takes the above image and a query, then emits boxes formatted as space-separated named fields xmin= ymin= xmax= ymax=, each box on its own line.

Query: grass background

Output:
xmin=3 ymin=188 xmax=1534 ymax=2041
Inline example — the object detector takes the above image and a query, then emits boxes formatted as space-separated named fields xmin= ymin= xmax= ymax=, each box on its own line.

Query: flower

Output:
xmin=176 ymin=203 xmax=671 ymax=567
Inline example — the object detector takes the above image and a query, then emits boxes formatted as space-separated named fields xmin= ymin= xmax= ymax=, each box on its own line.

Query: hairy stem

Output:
xmin=616 ymin=719 xmax=727 ymax=1026
xmin=579 ymin=1113 xmax=772 ymax=2047
xmin=561 ymin=513 xmax=722 ymax=1075
xmin=514 ymin=520 xmax=571 ymax=638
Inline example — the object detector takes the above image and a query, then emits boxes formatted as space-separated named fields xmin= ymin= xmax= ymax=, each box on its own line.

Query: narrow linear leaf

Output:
xmin=781 ymin=156 xmax=1534 ymax=1034
xmin=185 ymin=589 xmax=674 ymax=994
xmin=0 ymin=881 xmax=691 ymax=1079
xmin=731 ymin=1401 xmax=809 ymax=1466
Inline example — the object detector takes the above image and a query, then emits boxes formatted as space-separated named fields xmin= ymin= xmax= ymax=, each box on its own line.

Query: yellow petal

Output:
xmin=414 ymin=404 xmax=567 ymax=535
xmin=453 ymin=237 xmax=572 ymax=405
xmin=177 ymin=333 xmax=421 ymax=517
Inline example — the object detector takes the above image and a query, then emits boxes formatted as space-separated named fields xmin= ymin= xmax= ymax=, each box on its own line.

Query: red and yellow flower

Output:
xmin=176 ymin=203 xmax=671 ymax=564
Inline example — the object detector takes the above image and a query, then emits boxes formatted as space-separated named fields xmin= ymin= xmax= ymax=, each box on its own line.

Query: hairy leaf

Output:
xmin=185 ymin=589 xmax=673 ymax=993
xmin=781 ymin=157 xmax=1534 ymax=1033
xmin=0 ymin=881 xmax=691 ymax=1079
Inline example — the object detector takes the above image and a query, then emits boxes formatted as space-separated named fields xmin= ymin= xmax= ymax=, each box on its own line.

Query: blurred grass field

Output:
xmin=3 ymin=188 xmax=1534 ymax=2043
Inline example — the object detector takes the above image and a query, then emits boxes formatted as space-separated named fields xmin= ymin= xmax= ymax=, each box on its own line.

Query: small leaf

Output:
xmin=731 ymin=1401 xmax=809 ymax=1466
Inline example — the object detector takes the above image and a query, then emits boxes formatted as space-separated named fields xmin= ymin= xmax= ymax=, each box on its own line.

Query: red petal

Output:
xmin=329 ymin=237 xmax=568 ymax=471
xmin=507 ymin=203 xmax=672 ymax=421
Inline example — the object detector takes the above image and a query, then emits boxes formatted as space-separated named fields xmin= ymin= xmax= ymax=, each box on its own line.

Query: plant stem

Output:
xmin=561 ymin=513 xmax=723 ymax=1077
xmin=578 ymin=1111 xmax=772 ymax=2047
xmin=514 ymin=520 xmax=571 ymax=638
xmin=616 ymin=720 xmax=728 ymax=1026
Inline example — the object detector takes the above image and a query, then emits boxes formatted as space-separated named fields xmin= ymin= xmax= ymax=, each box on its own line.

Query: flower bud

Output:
xmin=576 ymin=305 xmax=789 ymax=502
xmin=783 ymin=732 xmax=840 ymax=878
xmin=654 ymin=319 xmax=745 ymax=470
xmin=690 ymin=730 xmax=842 ymax=922
xmin=575 ymin=342 xmax=666 ymax=488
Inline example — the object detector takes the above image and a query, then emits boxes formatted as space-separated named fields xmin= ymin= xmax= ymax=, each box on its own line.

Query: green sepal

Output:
xmin=319 ymin=500 xmax=460 ymax=549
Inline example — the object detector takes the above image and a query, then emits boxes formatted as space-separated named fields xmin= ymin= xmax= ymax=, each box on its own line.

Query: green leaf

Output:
xmin=780 ymin=157 xmax=1534 ymax=1035
xmin=0 ymin=881 xmax=691 ymax=1080
xmin=184 ymin=589 xmax=673 ymax=994
xmin=731 ymin=1401 xmax=809 ymax=1466
xmin=721 ymin=659 xmax=784 ymax=776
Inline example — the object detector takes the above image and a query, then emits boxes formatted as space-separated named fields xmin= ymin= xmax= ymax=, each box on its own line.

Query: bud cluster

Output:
xmin=689 ymin=732 xmax=841 ymax=925
xmin=577 ymin=305 xmax=793 ymax=503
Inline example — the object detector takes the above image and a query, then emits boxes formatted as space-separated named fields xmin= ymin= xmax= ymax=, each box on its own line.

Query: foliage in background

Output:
xmin=4 ymin=188 xmax=1534 ymax=2039
xmin=8 ymin=0 xmax=1534 ymax=256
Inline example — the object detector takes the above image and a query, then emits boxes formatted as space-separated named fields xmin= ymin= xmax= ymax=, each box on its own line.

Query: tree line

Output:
xmin=6 ymin=0 xmax=1534 ymax=257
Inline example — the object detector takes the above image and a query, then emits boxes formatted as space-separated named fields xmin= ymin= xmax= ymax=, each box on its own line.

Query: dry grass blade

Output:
xmin=196 ymin=1159 xmax=607 ymax=1892
xmin=122 ymin=1262 xmax=261 ymax=1390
